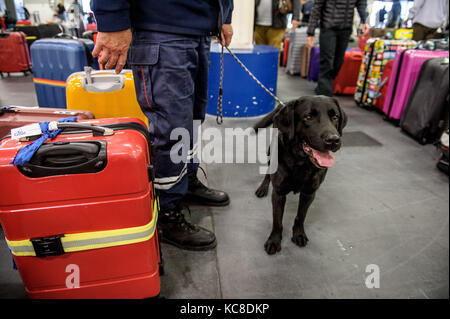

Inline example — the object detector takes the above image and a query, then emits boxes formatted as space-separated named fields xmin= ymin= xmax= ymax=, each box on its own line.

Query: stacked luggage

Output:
xmin=354 ymin=38 xmax=417 ymax=109
xmin=0 ymin=117 xmax=162 ymax=298
xmin=285 ymin=28 xmax=319 ymax=75
xmin=14 ymin=24 xmax=41 ymax=47
xmin=382 ymin=49 xmax=449 ymax=124
xmin=14 ymin=23 xmax=62 ymax=48
xmin=30 ymin=37 xmax=96 ymax=108
xmin=0 ymin=31 xmax=32 ymax=76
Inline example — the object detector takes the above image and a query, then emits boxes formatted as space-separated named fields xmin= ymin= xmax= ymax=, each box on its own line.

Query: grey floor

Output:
xmin=0 ymin=69 xmax=448 ymax=299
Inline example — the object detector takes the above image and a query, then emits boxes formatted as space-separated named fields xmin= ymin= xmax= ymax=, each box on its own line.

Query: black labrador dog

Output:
xmin=254 ymin=96 xmax=347 ymax=255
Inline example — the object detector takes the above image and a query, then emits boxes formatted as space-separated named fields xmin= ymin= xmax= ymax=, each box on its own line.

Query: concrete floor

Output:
xmin=0 ymin=68 xmax=448 ymax=299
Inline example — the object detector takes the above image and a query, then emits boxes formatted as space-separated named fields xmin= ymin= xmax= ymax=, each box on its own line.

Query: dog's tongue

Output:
xmin=310 ymin=148 xmax=335 ymax=167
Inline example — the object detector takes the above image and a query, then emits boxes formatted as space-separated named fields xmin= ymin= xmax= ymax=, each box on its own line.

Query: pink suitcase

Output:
xmin=383 ymin=49 xmax=449 ymax=122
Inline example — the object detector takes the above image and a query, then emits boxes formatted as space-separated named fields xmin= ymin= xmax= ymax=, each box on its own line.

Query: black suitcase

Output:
xmin=14 ymin=25 xmax=40 ymax=47
xmin=400 ymin=58 xmax=449 ymax=144
xmin=37 ymin=23 xmax=62 ymax=38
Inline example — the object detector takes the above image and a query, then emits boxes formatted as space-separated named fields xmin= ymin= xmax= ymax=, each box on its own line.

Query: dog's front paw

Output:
xmin=291 ymin=232 xmax=309 ymax=247
xmin=264 ymin=235 xmax=282 ymax=255
xmin=255 ymin=184 xmax=269 ymax=198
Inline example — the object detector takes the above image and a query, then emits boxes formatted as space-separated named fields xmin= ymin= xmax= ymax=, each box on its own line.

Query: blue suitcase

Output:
xmin=30 ymin=38 xmax=96 ymax=108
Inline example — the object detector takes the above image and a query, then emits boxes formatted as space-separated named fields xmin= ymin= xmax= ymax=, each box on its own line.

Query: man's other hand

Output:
xmin=220 ymin=24 xmax=233 ymax=47
xmin=92 ymin=29 xmax=132 ymax=74
xmin=362 ymin=23 xmax=370 ymax=35
xmin=291 ymin=19 xmax=300 ymax=31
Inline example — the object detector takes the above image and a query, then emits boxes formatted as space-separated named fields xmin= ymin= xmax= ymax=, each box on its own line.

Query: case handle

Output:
xmin=82 ymin=66 xmax=125 ymax=93
xmin=54 ymin=122 xmax=115 ymax=136
xmin=18 ymin=141 xmax=107 ymax=178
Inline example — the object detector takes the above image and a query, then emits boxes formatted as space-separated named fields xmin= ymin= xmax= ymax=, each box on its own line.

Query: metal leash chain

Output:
xmin=216 ymin=45 xmax=224 ymax=125
xmin=216 ymin=45 xmax=286 ymax=125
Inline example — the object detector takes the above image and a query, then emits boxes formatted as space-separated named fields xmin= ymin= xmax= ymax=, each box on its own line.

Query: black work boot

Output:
xmin=158 ymin=206 xmax=217 ymax=251
xmin=184 ymin=175 xmax=230 ymax=206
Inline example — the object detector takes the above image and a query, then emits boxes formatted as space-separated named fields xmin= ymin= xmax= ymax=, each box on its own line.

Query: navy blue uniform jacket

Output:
xmin=91 ymin=0 xmax=234 ymax=36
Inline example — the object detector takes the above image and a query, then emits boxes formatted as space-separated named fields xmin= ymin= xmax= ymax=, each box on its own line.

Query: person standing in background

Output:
xmin=301 ymin=0 xmax=314 ymax=24
xmin=386 ymin=0 xmax=401 ymax=28
xmin=306 ymin=0 xmax=369 ymax=97
xmin=55 ymin=1 xmax=66 ymax=21
xmin=254 ymin=0 xmax=301 ymax=50
xmin=404 ymin=0 xmax=449 ymax=41
xmin=377 ymin=6 xmax=387 ymax=28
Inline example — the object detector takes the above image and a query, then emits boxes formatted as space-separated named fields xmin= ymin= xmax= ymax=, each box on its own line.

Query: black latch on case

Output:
xmin=147 ymin=164 xmax=155 ymax=182
xmin=30 ymin=235 xmax=65 ymax=257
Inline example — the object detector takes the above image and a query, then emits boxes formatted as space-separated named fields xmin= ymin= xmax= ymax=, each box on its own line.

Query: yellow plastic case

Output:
xmin=66 ymin=67 xmax=148 ymax=126
xmin=395 ymin=28 xmax=413 ymax=40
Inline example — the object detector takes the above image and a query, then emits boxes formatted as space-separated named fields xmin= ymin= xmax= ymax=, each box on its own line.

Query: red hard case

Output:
xmin=0 ymin=31 xmax=32 ymax=74
xmin=282 ymin=37 xmax=290 ymax=67
xmin=0 ymin=106 xmax=95 ymax=139
xmin=0 ymin=118 xmax=161 ymax=299
xmin=375 ymin=59 xmax=394 ymax=111
xmin=333 ymin=49 xmax=363 ymax=95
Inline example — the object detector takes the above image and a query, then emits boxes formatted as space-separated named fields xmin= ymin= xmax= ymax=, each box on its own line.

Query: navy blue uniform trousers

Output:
xmin=128 ymin=30 xmax=211 ymax=210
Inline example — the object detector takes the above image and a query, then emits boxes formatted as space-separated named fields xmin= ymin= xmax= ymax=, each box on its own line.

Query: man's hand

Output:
xmin=291 ymin=19 xmax=300 ymax=31
xmin=362 ymin=23 xmax=370 ymax=35
xmin=219 ymin=24 xmax=233 ymax=47
xmin=307 ymin=36 xmax=314 ymax=48
xmin=403 ymin=18 xmax=410 ymax=26
xmin=92 ymin=29 xmax=132 ymax=74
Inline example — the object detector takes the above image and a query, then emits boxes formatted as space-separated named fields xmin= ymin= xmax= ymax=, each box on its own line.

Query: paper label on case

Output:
xmin=11 ymin=123 xmax=42 ymax=140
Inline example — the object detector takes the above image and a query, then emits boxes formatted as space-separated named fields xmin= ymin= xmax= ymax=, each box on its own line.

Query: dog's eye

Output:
xmin=304 ymin=114 xmax=313 ymax=121
xmin=331 ymin=115 xmax=339 ymax=121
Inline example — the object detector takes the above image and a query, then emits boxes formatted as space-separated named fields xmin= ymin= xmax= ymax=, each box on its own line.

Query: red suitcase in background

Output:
xmin=0 ymin=31 xmax=32 ymax=75
xmin=358 ymin=35 xmax=370 ymax=52
xmin=282 ymin=37 xmax=290 ymax=67
xmin=16 ymin=20 xmax=32 ymax=25
xmin=0 ymin=118 xmax=162 ymax=299
xmin=333 ymin=48 xmax=363 ymax=95
xmin=86 ymin=23 xmax=97 ymax=31
xmin=375 ymin=59 xmax=394 ymax=111
xmin=0 ymin=106 xmax=95 ymax=139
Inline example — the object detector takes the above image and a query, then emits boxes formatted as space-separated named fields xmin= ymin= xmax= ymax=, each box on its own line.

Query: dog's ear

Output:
xmin=273 ymin=100 xmax=296 ymax=140
xmin=333 ymin=98 xmax=347 ymax=136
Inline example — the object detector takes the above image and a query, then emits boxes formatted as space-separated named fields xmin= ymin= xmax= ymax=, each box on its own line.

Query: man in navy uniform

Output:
xmin=91 ymin=0 xmax=234 ymax=251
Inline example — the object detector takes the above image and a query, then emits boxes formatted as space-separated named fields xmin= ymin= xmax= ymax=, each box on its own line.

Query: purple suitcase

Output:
xmin=383 ymin=49 xmax=449 ymax=122
xmin=307 ymin=46 xmax=320 ymax=82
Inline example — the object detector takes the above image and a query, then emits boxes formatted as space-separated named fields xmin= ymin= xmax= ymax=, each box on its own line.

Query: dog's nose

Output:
xmin=323 ymin=134 xmax=340 ymax=145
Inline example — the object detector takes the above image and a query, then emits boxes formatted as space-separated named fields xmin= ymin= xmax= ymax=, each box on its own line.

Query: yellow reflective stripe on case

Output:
xmin=6 ymin=199 xmax=158 ymax=257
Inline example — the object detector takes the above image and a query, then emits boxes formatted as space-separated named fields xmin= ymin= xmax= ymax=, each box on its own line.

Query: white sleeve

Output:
xmin=408 ymin=0 xmax=425 ymax=20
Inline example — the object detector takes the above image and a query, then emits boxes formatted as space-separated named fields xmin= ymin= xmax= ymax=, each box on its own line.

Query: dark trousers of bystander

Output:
xmin=412 ymin=22 xmax=437 ymax=41
xmin=315 ymin=28 xmax=352 ymax=97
